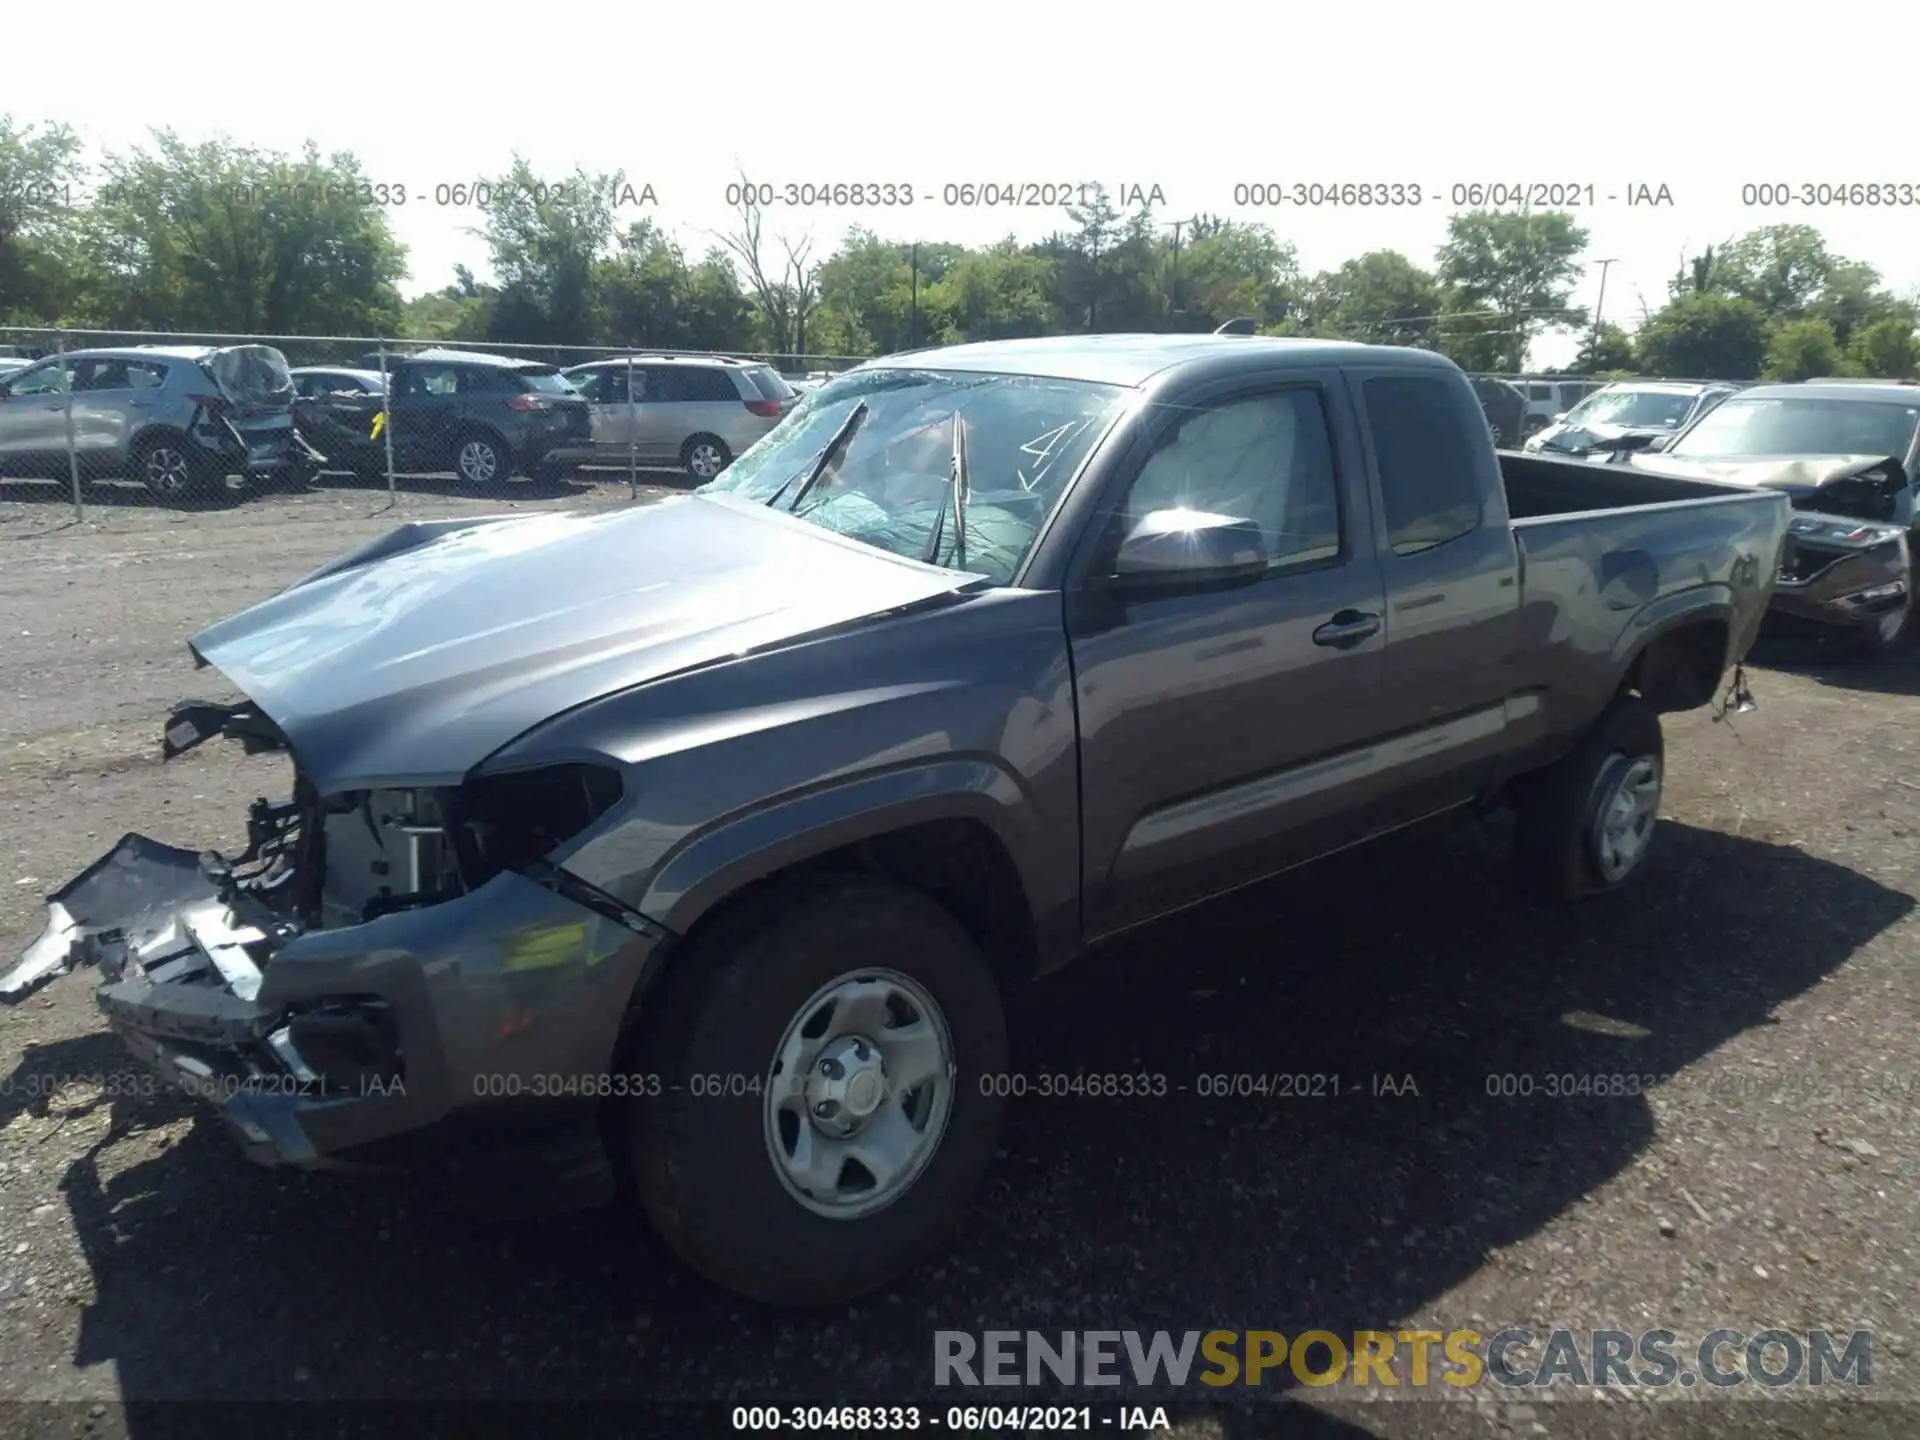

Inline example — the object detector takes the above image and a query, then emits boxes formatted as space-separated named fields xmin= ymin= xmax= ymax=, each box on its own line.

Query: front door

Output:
xmin=0 ymin=358 xmax=75 ymax=475
xmin=1067 ymin=377 xmax=1391 ymax=938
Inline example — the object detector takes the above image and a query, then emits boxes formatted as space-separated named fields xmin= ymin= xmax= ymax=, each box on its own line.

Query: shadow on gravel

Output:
xmin=12 ymin=815 xmax=1909 ymax=1421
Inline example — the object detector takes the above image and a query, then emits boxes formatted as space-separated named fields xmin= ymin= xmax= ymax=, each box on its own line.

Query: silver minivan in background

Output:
xmin=0 ymin=344 xmax=318 ymax=501
xmin=552 ymin=354 xmax=800 ymax=478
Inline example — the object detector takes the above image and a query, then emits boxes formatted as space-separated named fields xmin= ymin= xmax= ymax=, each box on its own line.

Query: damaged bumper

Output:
xmin=3 ymin=830 xmax=668 ymax=1179
xmin=1770 ymin=516 xmax=1911 ymax=631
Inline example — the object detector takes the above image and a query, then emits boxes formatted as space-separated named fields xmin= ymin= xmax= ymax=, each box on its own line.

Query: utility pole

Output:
xmin=1588 ymin=257 xmax=1618 ymax=371
xmin=1167 ymin=218 xmax=1186 ymax=325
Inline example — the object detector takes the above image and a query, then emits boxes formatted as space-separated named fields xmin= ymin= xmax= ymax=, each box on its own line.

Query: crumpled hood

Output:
xmin=1625 ymin=452 xmax=1896 ymax=491
xmin=188 ymin=495 xmax=979 ymax=793
xmin=1533 ymin=420 xmax=1670 ymax=454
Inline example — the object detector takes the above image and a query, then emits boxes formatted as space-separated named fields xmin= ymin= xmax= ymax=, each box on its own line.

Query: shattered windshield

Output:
xmin=1668 ymin=397 xmax=1920 ymax=460
xmin=699 ymin=368 xmax=1128 ymax=584
xmin=1564 ymin=388 xmax=1695 ymax=429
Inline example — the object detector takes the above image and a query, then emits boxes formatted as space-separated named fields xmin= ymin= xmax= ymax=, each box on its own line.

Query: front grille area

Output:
xmin=1778 ymin=537 xmax=1840 ymax=585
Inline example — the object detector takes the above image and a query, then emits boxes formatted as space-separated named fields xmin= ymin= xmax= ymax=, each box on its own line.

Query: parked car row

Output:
xmin=0 ymin=344 xmax=323 ymax=499
xmin=289 ymin=349 xmax=802 ymax=485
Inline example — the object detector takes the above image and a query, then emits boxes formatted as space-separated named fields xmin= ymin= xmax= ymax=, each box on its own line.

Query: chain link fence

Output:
xmin=0 ymin=327 xmax=873 ymax=520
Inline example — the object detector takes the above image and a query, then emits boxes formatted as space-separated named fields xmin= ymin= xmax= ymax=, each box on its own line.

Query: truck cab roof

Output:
xmin=871 ymin=334 xmax=1455 ymax=389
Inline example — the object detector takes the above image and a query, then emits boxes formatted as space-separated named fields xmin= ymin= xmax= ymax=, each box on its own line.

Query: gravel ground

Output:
xmin=1 ymin=472 xmax=1917 ymax=1438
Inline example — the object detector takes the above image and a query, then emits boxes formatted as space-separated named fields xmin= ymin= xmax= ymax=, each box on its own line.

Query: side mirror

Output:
xmin=1112 ymin=508 xmax=1268 ymax=589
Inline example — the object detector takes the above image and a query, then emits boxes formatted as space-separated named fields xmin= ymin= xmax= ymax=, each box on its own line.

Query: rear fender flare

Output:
xmin=1610 ymin=585 xmax=1735 ymax=705
xmin=632 ymin=759 xmax=1043 ymax=942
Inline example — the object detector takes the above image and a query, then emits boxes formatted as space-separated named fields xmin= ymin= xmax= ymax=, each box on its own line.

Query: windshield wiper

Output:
xmin=765 ymin=401 xmax=869 ymax=511
xmin=922 ymin=410 xmax=970 ymax=568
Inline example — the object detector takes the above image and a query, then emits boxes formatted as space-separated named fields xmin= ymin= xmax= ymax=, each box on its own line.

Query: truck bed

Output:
xmin=1493 ymin=449 xmax=1790 ymax=769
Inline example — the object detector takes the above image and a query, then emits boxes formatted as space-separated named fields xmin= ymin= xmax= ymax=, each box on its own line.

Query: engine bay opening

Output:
xmin=1791 ymin=460 xmax=1908 ymax=524
xmin=209 ymin=763 xmax=626 ymax=940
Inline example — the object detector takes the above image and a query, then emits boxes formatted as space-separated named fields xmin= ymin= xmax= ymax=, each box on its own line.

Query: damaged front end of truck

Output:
xmin=1 ymin=495 xmax=989 ymax=1195
xmin=1 ymin=695 xmax=665 ymax=1192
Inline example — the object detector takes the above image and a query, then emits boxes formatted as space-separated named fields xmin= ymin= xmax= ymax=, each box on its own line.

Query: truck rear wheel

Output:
xmin=1512 ymin=694 xmax=1664 ymax=903
xmin=629 ymin=879 xmax=1008 ymax=1306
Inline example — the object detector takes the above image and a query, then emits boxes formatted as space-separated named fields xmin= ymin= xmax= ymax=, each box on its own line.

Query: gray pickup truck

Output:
xmin=3 ymin=335 xmax=1790 ymax=1307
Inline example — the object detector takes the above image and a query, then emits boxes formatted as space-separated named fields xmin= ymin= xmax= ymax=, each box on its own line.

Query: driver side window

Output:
xmin=7 ymin=361 xmax=72 ymax=396
xmin=1121 ymin=389 xmax=1342 ymax=570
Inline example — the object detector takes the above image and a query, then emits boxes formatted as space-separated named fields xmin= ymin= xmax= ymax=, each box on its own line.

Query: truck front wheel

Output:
xmin=629 ymin=880 xmax=1008 ymax=1306
xmin=1512 ymin=694 xmax=1665 ymax=902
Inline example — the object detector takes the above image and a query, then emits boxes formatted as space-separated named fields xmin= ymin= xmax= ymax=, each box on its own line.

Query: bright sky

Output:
xmin=10 ymin=0 xmax=1920 ymax=367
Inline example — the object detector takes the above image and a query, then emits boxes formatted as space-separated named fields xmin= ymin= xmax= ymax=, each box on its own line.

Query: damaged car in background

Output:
xmin=3 ymin=334 xmax=1790 ymax=1308
xmin=1616 ymin=381 xmax=1920 ymax=655
xmin=1522 ymin=379 xmax=1742 ymax=461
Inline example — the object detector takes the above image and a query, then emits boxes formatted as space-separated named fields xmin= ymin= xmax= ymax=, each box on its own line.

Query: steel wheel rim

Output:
xmin=1587 ymin=751 xmax=1661 ymax=883
xmin=145 ymin=447 xmax=190 ymax=496
xmin=459 ymin=440 xmax=498 ymax=483
xmin=763 ymin=968 xmax=955 ymax=1220
xmin=688 ymin=443 xmax=725 ymax=478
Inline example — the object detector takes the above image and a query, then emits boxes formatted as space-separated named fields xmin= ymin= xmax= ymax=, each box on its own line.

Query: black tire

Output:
xmin=132 ymin=434 xmax=216 ymax=504
xmin=681 ymin=433 xmax=731 ymax=480
xmin=1512 ymin=694 xmax=1665 ymax=903
xmin=630 ymin=879 xmax=1008 ymax=1307
xmin=453 ymin=429 xmax=513 ymax=488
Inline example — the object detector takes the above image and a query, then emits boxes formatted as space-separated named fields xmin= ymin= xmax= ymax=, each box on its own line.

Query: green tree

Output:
xmin=0 ymin=117 xmax=85 ymax=324
xmin=1763 ymin=317 xmax=1841 ymax=380
xmin=1809 ymin=259 xmax=1899 ymax=347
xmin=592 ymin=221 xmax=758 ymax=352
xmin=1172 ymin=219 xmax=1299 ymax=332
xmin=1428 ymin=295 xmax=1519 ymax=372
xmin=1300 ymin=250 xmax=1439 ymax=346
xmin=1042 ymin=184 xmax=1164 ymax=330
xmin=1842 ymin=314 xmax=1920 ymax=379
xmin=928 ymin=241 xmax=1058 ymax=342
xmin=1716 ymin=225 xmax=1832 ymax=317
xmin=480 ymin=157 xmax=623 ymax=347
xmin=1574 ymin=321 xmax=1638 ymax=374
xmin=1635 ymin=293 xmax=1769 ymax=379
xmin=812 ymin=230 xmax=923 ymax=354
xmin=84 ymin=131 xmax=406 ymax=334
xmin=1435 ymin=209 xmax=1590 ymax=370
xmin=400 ymin=264 xmax=494 ymax=342
xmin=1668 ymin=244 xmax=1722 ymax=301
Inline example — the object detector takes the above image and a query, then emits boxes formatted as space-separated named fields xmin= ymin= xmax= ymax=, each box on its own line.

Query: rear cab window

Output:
xmin=1362 ymin=375 xmax=1486 ymax=555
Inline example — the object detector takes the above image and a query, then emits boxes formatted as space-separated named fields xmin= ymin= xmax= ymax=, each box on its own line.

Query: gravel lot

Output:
xmin=1 ymin=472 xmax=1917 ymax=1437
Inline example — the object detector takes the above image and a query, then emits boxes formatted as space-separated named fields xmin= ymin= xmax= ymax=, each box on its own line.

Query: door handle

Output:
xmin=1312 ymin=610 xmax=1382 ymax=649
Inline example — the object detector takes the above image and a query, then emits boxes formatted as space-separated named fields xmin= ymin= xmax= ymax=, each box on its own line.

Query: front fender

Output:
xmin=597 ymin=758 xmax=1047 ymax=941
